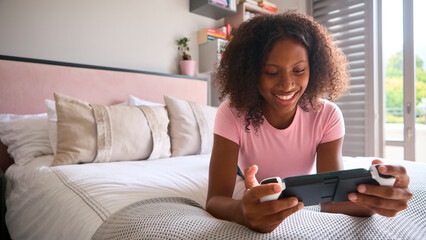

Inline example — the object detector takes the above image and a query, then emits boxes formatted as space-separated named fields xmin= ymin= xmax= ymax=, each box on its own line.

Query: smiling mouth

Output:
xmin=274 ymin=91 xmax=299 ymax=102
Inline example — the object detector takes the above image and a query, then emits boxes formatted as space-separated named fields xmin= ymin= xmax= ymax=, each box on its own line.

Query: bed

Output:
xmin=0 ymin=55 xmax=425 ymax=240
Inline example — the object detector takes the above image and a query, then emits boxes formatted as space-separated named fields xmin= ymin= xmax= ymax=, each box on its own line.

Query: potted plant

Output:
xmin=176 ymin=37 xmax=196 ymax=76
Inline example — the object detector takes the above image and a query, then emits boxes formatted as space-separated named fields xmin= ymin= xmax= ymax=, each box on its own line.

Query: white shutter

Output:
xmin=312 ymin=0 xmax=382 ymax=157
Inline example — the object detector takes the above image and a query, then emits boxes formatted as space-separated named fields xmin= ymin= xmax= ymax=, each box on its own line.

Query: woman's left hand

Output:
xmin=348 ymin=159 xmax=413 ymax=217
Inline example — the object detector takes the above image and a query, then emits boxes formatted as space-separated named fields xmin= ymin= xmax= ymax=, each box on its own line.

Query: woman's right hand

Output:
xmin=241 ymin=165 xmax=304 ymax=233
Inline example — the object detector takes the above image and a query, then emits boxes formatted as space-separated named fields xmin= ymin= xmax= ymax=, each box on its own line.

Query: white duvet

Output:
xmin=5 ymin=154 xmax=418 ymax=240
xmin=5 ymin=154 xmax=211 ymax=240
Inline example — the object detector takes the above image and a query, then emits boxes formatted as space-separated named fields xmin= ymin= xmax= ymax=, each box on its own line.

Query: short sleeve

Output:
xmin=320 ymin=101 xmax=345 ymax=144
xmin=213 ymin=100 xmax=240 ymax=145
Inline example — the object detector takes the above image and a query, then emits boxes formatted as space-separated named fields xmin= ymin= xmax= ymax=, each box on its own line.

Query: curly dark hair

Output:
xmin=214 ymin=10 xmax=349 ymax=132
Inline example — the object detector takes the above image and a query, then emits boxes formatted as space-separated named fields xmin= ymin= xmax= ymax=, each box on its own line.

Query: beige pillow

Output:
xmin=164 ymin=95 xmax=217 ymax=157
xmin=45 ymin=98 xmax=129 ymax=155
xmin=52 ymin=93 xmax=170 ymax=166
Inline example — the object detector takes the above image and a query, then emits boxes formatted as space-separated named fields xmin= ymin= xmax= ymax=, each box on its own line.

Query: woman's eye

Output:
xmin=265 ymin=72 xmax=279 ymax=76
xmin=294 ymin=68 xmax=305 ymax=73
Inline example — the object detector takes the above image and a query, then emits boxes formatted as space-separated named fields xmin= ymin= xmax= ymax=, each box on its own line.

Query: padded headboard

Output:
xmin=0 ymin=55 xmax=208 ymax=171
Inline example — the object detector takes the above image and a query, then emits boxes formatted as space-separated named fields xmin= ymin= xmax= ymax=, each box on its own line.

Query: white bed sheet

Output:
xmin=5 ymin=154 xmax=211 ymax=240
xmin=5 ymin=154 xmax=424 ymax=240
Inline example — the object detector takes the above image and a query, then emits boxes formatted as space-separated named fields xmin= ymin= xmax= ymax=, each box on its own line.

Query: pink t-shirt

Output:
xmin=214 ymin=99 xmax=345 ymax=181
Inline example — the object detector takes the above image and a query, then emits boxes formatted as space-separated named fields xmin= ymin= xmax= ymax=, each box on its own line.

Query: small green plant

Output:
xmin=176 ymin=37 xmax=191 ymax=60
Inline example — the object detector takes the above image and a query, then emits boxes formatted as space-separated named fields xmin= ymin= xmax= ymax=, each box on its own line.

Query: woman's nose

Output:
xmin=277 ymin=73 xmax=295 ymax=90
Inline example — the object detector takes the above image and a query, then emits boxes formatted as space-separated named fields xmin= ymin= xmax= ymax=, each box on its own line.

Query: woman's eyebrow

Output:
xmin=264 ymin=60 xmax=308 ymax=67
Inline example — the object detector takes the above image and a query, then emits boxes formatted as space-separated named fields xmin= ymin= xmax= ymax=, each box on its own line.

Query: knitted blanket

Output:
xmin=93 ymin=177 xmax=425 ymax=240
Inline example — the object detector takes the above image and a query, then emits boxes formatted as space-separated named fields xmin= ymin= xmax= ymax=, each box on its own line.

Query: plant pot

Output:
xmin=179 ymin=60 xmax=196 ymax=76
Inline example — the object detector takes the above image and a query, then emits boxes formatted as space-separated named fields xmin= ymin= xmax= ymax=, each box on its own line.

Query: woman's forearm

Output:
xmin=206 ymin=196 xmax=247 ymax=227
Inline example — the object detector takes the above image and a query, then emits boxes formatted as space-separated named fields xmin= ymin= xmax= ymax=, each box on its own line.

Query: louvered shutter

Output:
xmin=312 ymin=0 xmax=381 ymax=157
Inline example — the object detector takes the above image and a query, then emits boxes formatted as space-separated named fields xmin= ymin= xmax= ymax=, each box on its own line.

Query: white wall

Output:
xmin=0 ymin=0 xmax=307 ymax=75
xmin=0 ymin=0 xmax=222 ymax=74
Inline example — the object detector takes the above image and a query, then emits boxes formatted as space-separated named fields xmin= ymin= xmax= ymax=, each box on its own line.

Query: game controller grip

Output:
xmin=259 ymin=177 xmax=286 ymax=202
xmin=370 ymin=164 xmax=396 ymax=186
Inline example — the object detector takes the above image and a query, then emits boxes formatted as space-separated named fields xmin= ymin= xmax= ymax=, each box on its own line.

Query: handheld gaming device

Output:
xmin=259 ymin=164 xmax=395 ymax=205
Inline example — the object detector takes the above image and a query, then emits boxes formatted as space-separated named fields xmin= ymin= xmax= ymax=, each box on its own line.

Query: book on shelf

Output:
xmin=209 ymin=0 xmax=237 ymax=11
xmin=228 ymin=0 xmax=237 ymax=11
xmin=258 ymin=0 xmax=278 ymax=13
xmin=209 ymin=0 xmax=228 ymax=7
xmin=257 ymin=0 xmax=277 ymax=8
xmin=199 ymin=28 xmax=226 ymax=38
xmin=216 ymin=24 xmax=232 ymax=40
xmin=198 ymin=28 xmax=226 ymax=44
xmin=239 ymin=0 xmax=259 ymax=7
xmin=199 ymin=35 xmax=227 ymax=45
xmin=239 ymin=0 xmax=277 ymax=13
xmin=262 ymin=5 xmax=278 ymax=13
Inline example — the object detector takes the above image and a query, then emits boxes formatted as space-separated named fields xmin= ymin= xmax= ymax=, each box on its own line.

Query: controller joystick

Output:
xmin=259 ymin=177 xmax=286 ymax=202
xmin=370 ymin=164 xmax=396 ymax=186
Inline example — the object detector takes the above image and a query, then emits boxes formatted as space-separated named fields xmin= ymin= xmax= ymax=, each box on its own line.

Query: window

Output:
xmin=312 ymin=0 xmax=381 ymax=157
xmin=312 ymin=0 xmax=423 ymax=162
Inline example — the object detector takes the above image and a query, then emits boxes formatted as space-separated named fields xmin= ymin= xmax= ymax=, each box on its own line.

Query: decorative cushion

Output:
xmin=164 ymin=95 xmax=217 ymax=157
xmin=0 ymin=113 xmax=53 ymax=165
xmin=52 ymin=93 xmax=170 ymax=166
xmin=45 ymin=99 xmax=129 ymax=155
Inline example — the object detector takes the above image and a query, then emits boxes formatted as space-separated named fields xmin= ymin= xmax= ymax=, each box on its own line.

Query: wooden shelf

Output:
xmin=244 ymin=3 xmax=275 ymax=15
xmin=190 ymin=0 xmax=236 ymax=20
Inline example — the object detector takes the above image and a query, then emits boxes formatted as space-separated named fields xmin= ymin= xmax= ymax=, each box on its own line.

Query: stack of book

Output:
xmin=239 ymin=0 xmax=258 ymax=7
xmin=216 ymin=24 xmax=232 ymax=40
xmin=209 ymin=0 xmax=237 ymax=11
xmin=257 ymin=0 xmax=278 ymax=13
xmin=198 ymin=28 xmax=227 ymax=44
xmin=239 ymin=0 xmax=278 ymax=14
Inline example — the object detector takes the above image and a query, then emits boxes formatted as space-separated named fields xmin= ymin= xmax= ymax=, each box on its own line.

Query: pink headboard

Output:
xmin=0 ymin=56 xmax=208 ymax=114
xmin=0 ymin=55 xmax=208 ymax=171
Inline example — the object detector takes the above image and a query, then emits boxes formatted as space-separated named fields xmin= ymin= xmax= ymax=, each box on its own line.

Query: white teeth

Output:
xmin=276 ymin=92 xmax=296 ymax=100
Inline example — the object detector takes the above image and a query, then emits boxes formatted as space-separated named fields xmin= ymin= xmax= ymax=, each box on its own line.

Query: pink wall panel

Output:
xmin=0 ymin=59 xmax=207 ymax=114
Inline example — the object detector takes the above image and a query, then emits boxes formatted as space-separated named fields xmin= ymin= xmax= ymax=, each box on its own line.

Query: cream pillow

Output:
xmin=164 ymin=95 xmax=217 ymax=157
xmin=52 ymin=93 xmax=170 ymax=166
xmin=46 ymin=99 xmax=129 ymax=155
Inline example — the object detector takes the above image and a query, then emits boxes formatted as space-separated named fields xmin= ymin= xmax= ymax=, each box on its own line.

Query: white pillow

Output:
xmin=129 ymin=95 xmax=164 ymax=106
xmin=45 ymin=99 xmax=58 ymax=154
xmin=0 ymin=113 xmax=53 ymax=165
xmin=45 ymin=99 xmax=129 ymax=154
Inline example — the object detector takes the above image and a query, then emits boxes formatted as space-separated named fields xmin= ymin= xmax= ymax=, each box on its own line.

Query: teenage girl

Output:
xmin=206 ymin=11 xmax=413 ymax=233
